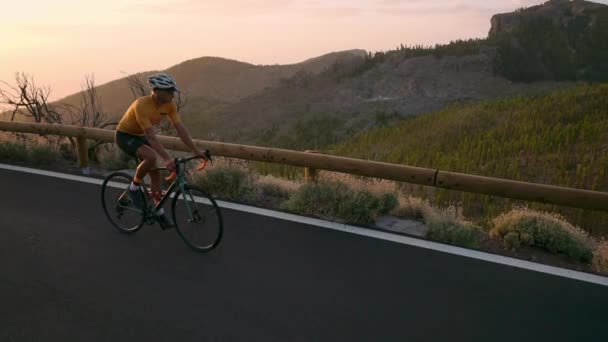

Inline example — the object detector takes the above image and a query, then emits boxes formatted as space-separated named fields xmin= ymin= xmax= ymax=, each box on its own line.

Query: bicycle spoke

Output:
xmin=101 ymin=172 xmax=145 ymax=233
xmin=172 ymin=186 xmax=223 ymax=252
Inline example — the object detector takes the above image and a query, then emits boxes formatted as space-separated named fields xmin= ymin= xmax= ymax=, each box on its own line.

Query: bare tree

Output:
xmin=0 ymin=72 xmax=64 ymax=124
xmin=76 ymin=74 xmax=105 ymax=127
xmin=68 ymin=74 xmax=123 ymax=163
xmin=74 ymin=74 xmax=116 ymax=129
xmin=176 ymin=90 xmax=188 ymax=112
xmin=122 ymin=71 xmax=148 ymax=98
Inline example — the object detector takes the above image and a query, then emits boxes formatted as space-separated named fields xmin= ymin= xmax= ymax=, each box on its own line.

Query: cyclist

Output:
xmin=115 ymin=73 xmax=207 ymax=229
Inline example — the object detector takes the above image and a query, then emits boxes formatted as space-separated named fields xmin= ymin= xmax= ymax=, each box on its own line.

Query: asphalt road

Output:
xmin=1 ymin=168 xmax=607 ymax=342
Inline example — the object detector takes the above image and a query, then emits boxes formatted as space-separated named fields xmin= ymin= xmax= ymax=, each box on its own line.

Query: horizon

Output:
xmin=2 ymin=0 xmax=607 ymax=101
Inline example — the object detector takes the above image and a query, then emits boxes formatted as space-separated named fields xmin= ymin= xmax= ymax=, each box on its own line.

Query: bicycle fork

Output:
xmin=179 ymin=183 xmax=200 ymax=224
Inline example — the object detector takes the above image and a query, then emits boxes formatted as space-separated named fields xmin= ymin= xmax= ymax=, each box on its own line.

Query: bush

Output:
xmin=59 ymin=142 xmax=77 ymax=161
xmin=256 ymin=182 xmax=291 ymax=202
xmin=283 ymin=181 xmax=392 ymax=225
xmin=490 ymin=208 xmax=594 ymax=263
xmin=0 ymin=142 xmax=61 ymax=165
xmin=98 ymin=147 xmax=135 ymax=171
xmin=379 ymin=193 xmax=399 ymax=215
xmin=0 ymin=142 xmax=29 ymax=162
xmin=426 ymin=216 xmax=486 ymax=248
xmin=28 ymin=145 xmax=62 ymax=165
xmin=193 ymin=166 xmax=255 ymax=202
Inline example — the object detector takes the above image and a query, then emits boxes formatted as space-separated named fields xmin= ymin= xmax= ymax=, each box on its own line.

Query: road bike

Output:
xmin=101 ymin=150 xmax=223 ymax=253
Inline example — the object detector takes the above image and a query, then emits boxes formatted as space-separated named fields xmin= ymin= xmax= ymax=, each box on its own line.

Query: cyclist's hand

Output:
xmin=195 ymin=149 xmax=210 ymax=161
xmin=164 ymin=159 xmax=176 ymax=172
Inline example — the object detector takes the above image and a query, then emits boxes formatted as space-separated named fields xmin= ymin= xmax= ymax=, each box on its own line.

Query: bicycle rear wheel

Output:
xmin=172 ymin=185 xmax=223 ymax=252
xmin=101 ymin=171 xmax=145 ymax=234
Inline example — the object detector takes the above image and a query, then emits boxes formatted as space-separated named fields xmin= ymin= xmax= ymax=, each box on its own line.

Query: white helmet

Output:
xmin=148 ymin=73 xmax=179 ymax=91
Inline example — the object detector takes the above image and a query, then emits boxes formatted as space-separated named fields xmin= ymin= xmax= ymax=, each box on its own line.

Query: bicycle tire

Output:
xmin=171 ymin=185 xmax=223 ymax=252
xmin=101 ymin=171 xmax=146 ymax=234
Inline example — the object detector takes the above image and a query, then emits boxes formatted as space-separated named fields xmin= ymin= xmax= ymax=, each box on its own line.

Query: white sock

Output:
xmin=156 ymin=208 xmax=165 ymax=216
xmin=129 ymin=182 xmax=139 ymax=191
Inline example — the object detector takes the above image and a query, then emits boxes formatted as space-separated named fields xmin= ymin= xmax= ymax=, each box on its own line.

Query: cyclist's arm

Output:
xmin=174 ymin=122 xmax=201 ymax=154
xmin=143 ymin=127 xmax=172 ymax=161
xmin=167 ymin=106 xmax=199 ymax=155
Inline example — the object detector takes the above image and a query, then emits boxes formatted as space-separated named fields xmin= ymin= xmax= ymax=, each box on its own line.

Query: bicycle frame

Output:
xmin=147 ymin=156 xmax=208 ymax=220
xmin=150 ymin=168 xmax=185 ymax=213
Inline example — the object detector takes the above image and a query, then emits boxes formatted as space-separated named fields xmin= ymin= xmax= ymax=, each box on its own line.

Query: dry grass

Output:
xmin=317 ymin=170 xmax=400 ymax=197
xmin=256 ymin=174 xmax=301 ymax=193
xmin=593 ymin=240 xmax=608 ymax=274
xmin=392 ymin=195 xmax=435 ymax=220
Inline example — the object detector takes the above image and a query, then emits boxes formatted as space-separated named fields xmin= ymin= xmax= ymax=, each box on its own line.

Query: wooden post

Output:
xmin=304 ymin=150 xmax=320 ymax=183
xmin=76 ymin=137 xmax=90 ymax=175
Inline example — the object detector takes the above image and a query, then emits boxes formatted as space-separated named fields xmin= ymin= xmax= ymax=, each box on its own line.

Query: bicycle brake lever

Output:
xmin=205 ymin=149 xmax=213 ymax=164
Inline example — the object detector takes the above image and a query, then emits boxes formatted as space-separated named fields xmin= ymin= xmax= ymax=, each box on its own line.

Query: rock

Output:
xmin=375 ymin=215 xmax=428 ymax=237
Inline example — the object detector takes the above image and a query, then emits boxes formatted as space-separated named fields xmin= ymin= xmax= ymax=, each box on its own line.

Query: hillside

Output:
xmin=196 ymin=49 xmax=572 ymax=146
xmin=329 ymin=83 xmax=608 ymax=235
xmin=55 ymin=50 xmax=367 ymax=120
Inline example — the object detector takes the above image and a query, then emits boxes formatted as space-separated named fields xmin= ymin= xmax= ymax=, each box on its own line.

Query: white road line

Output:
xmin=2 ymin=162 xmax=608 ymax=287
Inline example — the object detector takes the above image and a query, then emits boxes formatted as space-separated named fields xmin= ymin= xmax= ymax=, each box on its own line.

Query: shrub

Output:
xmin=98 ymin=148 xmax=135 ymax=171
xmin=28 ymin=145 xmax=62 ymax=165
xmin=426 ymin=205 xmax=486 ymax=249
xmin=0 ymin=142 xmax=28 ymax=162
xmin=379 ymin=193 xmax=399 ymax=215
xmin=256 ymin=182 xmax=291 ymax=202
xmin=490 ymin=207 xmax=594 ymax=263
xmin=283 ymin=181 xmax=391 ymax=225
xmin=0 ymin=142 xmax=61 ymax=165
xmin=193 ymin=166 xmax=255 ymax=202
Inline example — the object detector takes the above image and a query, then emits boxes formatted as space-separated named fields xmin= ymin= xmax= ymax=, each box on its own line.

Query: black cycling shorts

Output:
xmin=115 ymin=131 xmax=150 ymax=158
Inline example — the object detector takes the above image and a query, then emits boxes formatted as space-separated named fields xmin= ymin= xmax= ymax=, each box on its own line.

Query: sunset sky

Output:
xmin=2 ymin=0 xmax=607 ymax=100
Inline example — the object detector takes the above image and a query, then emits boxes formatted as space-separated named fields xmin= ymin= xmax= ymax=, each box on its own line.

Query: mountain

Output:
xmin=56 ymin=49 xmax=367 ymax=120
xmin=490 ymin=0 xmax=607 ymax=36
xmin=490 ymin=0 xmax=608 ymax=81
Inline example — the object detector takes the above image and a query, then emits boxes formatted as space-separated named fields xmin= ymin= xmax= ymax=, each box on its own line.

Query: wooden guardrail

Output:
xmin=1 ymin=120 xmax=608 ymax=212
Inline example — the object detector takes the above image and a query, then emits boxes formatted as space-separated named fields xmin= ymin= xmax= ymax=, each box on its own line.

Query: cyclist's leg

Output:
xmin=134 ymin=145 xmax=157 ymax=185
xmin=115 ymin=131 xmax=149 ymax=170
xmin=144 ymin=153 xmax=175 ymax=227
xmin=115 ymin=131 xmax=152 ymax=209
xmin=149 ymin=168 xmax=162 ymax=202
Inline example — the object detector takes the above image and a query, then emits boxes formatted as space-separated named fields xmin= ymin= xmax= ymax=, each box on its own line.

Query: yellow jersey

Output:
xmin=117 ymin=96 xmax=181 ymax=136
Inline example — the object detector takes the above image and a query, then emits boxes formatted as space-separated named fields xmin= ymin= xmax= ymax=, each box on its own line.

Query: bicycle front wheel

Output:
xmin=172 ymin=185 xmax=223 ymax=253
xmin=101 ymin=171 xmax=145 ymax=234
